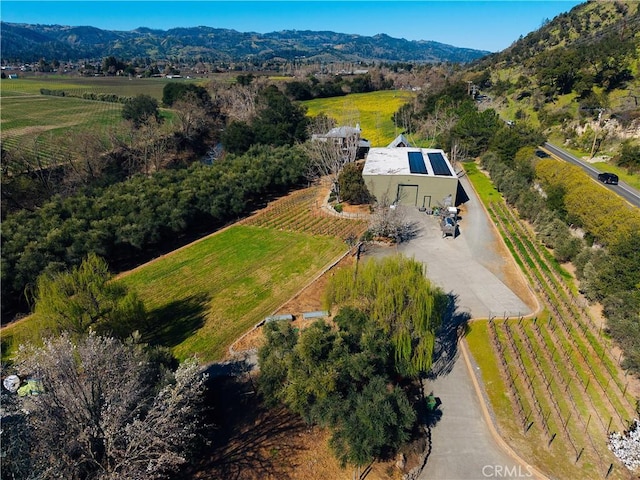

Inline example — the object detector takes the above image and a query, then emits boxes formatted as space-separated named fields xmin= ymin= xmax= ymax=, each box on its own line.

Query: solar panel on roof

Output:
xmin=427 ymin=152 xmax=453 ymax=176
xmin=407 ymin=151 xmax=428 ymax=174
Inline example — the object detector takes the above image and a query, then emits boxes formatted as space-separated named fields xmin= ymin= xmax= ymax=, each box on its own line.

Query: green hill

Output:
xmin=464 ymin=0 xmax=640 ymax=163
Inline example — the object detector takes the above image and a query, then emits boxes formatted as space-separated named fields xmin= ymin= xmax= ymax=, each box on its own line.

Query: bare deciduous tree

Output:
xmin=308 ymin=113 xmax=337 ymax=136
xmin=172 ymin=91 xmax=214 ymax=141
xmin=305 ymin=119 xmax=362 ymax=201
xmin=367 ymin=192 xmax=416 ymax=242
xmin=213 ymin=77 xmax=268 ymax=123
xmin=417 ymin=102 xmax=459 ymax=148
xmin=59 ymin=129 xmax=110 ymax=191
xmin=135 ymin=118 xmax=170 ymax=175
xmin=0 ymin=388 xmax=33 ymax=479
xmin=6 ymin=332 xmax=207 ymax=480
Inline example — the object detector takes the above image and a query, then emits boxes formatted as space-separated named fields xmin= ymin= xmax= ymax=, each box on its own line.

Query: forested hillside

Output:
xmin=0 ymin=23 xmax=489 ymax=64
xmin=465 ymin=0 xmax=640 ymax=166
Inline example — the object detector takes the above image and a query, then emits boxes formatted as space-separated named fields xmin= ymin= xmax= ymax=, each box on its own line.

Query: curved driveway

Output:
xmin=364 ymin=175 xmax=544 ymax=480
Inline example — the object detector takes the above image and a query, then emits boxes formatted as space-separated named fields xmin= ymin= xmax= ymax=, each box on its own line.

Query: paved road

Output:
xmin=364 ymin=175 xmax=541 ymax=480
xmin=543 ymin=142 xmax=640 ymax=208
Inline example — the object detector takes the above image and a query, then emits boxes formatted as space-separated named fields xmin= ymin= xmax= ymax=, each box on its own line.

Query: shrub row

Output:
xmin=1 ymin=144 xmax=310 ymax=320
xmin=40 ymin=88 xmax=131 ymax=104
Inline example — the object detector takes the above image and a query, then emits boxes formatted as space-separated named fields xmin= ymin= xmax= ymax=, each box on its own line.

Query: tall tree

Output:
xmin=324 ymin=255 xmax=447 ymax=376
xmin=338 ymin=162 xmax=371 ymax=204
xmin=33 ymin=253 xmax=146 ymax=338
xmin=122 ymin=94 xmax=160 ymax=128
xmin=258 ymin=308 xmax=415 ymax=470
xmin=4 ymin=332 xmax=206 ymax=480
xmin=305 ymin=116 xmax=361 ymax=201
xmin=253 ymin=85 xmax=309 ymax=146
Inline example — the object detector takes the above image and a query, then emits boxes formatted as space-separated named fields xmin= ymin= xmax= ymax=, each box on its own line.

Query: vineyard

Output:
xmin=467 ymin=198 xmax=637 ymax=480
xmin=0 ymin=76 xmax=200 ymax=99
xmin=240 ymin=184 xmax=369 ymax=240
xmin=0 ymin=76 xmax=199 ymax=167
xmin=1 ymin=94 xmax=123 ymax=165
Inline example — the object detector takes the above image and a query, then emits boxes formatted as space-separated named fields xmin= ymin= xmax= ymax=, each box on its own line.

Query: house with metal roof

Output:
xmin=311 ymin=124 xmax=371 ymax=159
xmin=362 ymin=147 xmax=460 ymax=208
xmin=387 ymin=133 xmax=413 ymax=148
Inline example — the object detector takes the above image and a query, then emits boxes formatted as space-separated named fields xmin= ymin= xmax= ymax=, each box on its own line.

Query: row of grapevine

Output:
xmin=492 ymin=201 xmax=635 ymax=411
xmin=242 ymin=185 xmax=368 ymax=241
xmin=484 ymin=199 xmax=636 ymax=479
xmin=1 ymin=95 xmax=123 ymax=169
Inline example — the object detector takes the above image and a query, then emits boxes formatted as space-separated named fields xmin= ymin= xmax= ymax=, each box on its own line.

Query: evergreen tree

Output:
xmin=122 ymin=94 xmax=160 ymax=128
xmin=338 ymin=162 xmax=371 ymax=204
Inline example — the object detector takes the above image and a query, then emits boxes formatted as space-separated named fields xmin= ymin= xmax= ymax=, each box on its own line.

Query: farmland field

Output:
xmin=120 ymin=224 xmax=347 ymax=363
xmin=0 ymin=183 xmax=364 ymax=363
xmin=464 ymin=162 xmax=638 ymax=480
xmin=0 ymin=75 xmax=204 ymax=99
xmin=1 ymin=95 xmax=121 ymax=137
xmin=0 ymin=76 xmax=201 ymax=165
xmin=302 ymin=89 xmax=416 ymax=147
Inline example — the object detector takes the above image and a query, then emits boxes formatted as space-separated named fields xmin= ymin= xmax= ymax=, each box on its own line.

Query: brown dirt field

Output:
xmin=342 ymin=203 xmax=372 ymax=215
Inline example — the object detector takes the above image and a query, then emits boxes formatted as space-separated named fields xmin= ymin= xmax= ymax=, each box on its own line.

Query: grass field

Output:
xmin=0 ymin=184 xmax=360 ymax=364
xmin=302 ymin=90 xmax=416 ymax=147
xmin=0 ymin=75 xmax=204 ymax=100
xmin=120 ymin=225 xmax=346 ymax=363
xmin=0 ymin=76 xmax=199 ymax=165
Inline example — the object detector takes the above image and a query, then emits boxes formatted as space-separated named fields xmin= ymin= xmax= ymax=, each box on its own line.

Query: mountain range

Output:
xmin=0 ymin=22 xmax=490 ymax=64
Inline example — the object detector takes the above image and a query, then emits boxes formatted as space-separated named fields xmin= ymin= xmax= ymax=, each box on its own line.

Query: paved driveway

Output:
xmin=363 ymin=176 xmax=543 ymax=480
xmin=365 ymin=177 xmax=532 ymax=320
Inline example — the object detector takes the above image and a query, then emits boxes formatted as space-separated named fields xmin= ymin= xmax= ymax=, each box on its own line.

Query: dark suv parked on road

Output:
xmin=598 ymin=172 xmax=619 ymax=185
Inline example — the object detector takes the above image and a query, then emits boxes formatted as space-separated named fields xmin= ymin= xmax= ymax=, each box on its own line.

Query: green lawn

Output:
xmin=461 ymin=161 xmax=503 ymax=203
xmin=302 ymin=90 xmax=416 ymax=147
xmin=120 ymin=225 xmax=347 ymax=362
xmin=464 ymin=322 xmax=512 ymax=420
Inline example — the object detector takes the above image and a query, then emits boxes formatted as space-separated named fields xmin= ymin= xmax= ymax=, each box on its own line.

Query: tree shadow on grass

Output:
xmin=188 ymin=375 xmax=308 ymax=480
xmin=144 ymin=292 xmax=209 ymax=348
xmin=428 ymin=292 xmax=471 ymax=379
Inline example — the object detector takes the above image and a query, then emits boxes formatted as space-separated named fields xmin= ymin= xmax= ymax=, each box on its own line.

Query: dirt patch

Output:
xmin=342 ymin=203 xmax=372 ymax=215
xmin=198 ymin=353 xmax=410 ymax=480
xmin=231 ymin=253 xmax=356 ymax=353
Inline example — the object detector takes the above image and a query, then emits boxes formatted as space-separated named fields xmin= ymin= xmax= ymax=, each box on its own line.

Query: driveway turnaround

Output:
xmin=364 ymin=175 xmax=543 ymax=479
xmin=366 ymin=177 xmax=533 ymax=320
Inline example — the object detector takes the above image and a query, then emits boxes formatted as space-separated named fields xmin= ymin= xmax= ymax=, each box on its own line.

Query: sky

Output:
xmin=1 ymin=1 xmax=583 ymax=53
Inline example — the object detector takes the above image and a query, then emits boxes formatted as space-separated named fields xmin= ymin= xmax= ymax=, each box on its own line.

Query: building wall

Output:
xmin=364 ymin=174 xmax=459 ymax=208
